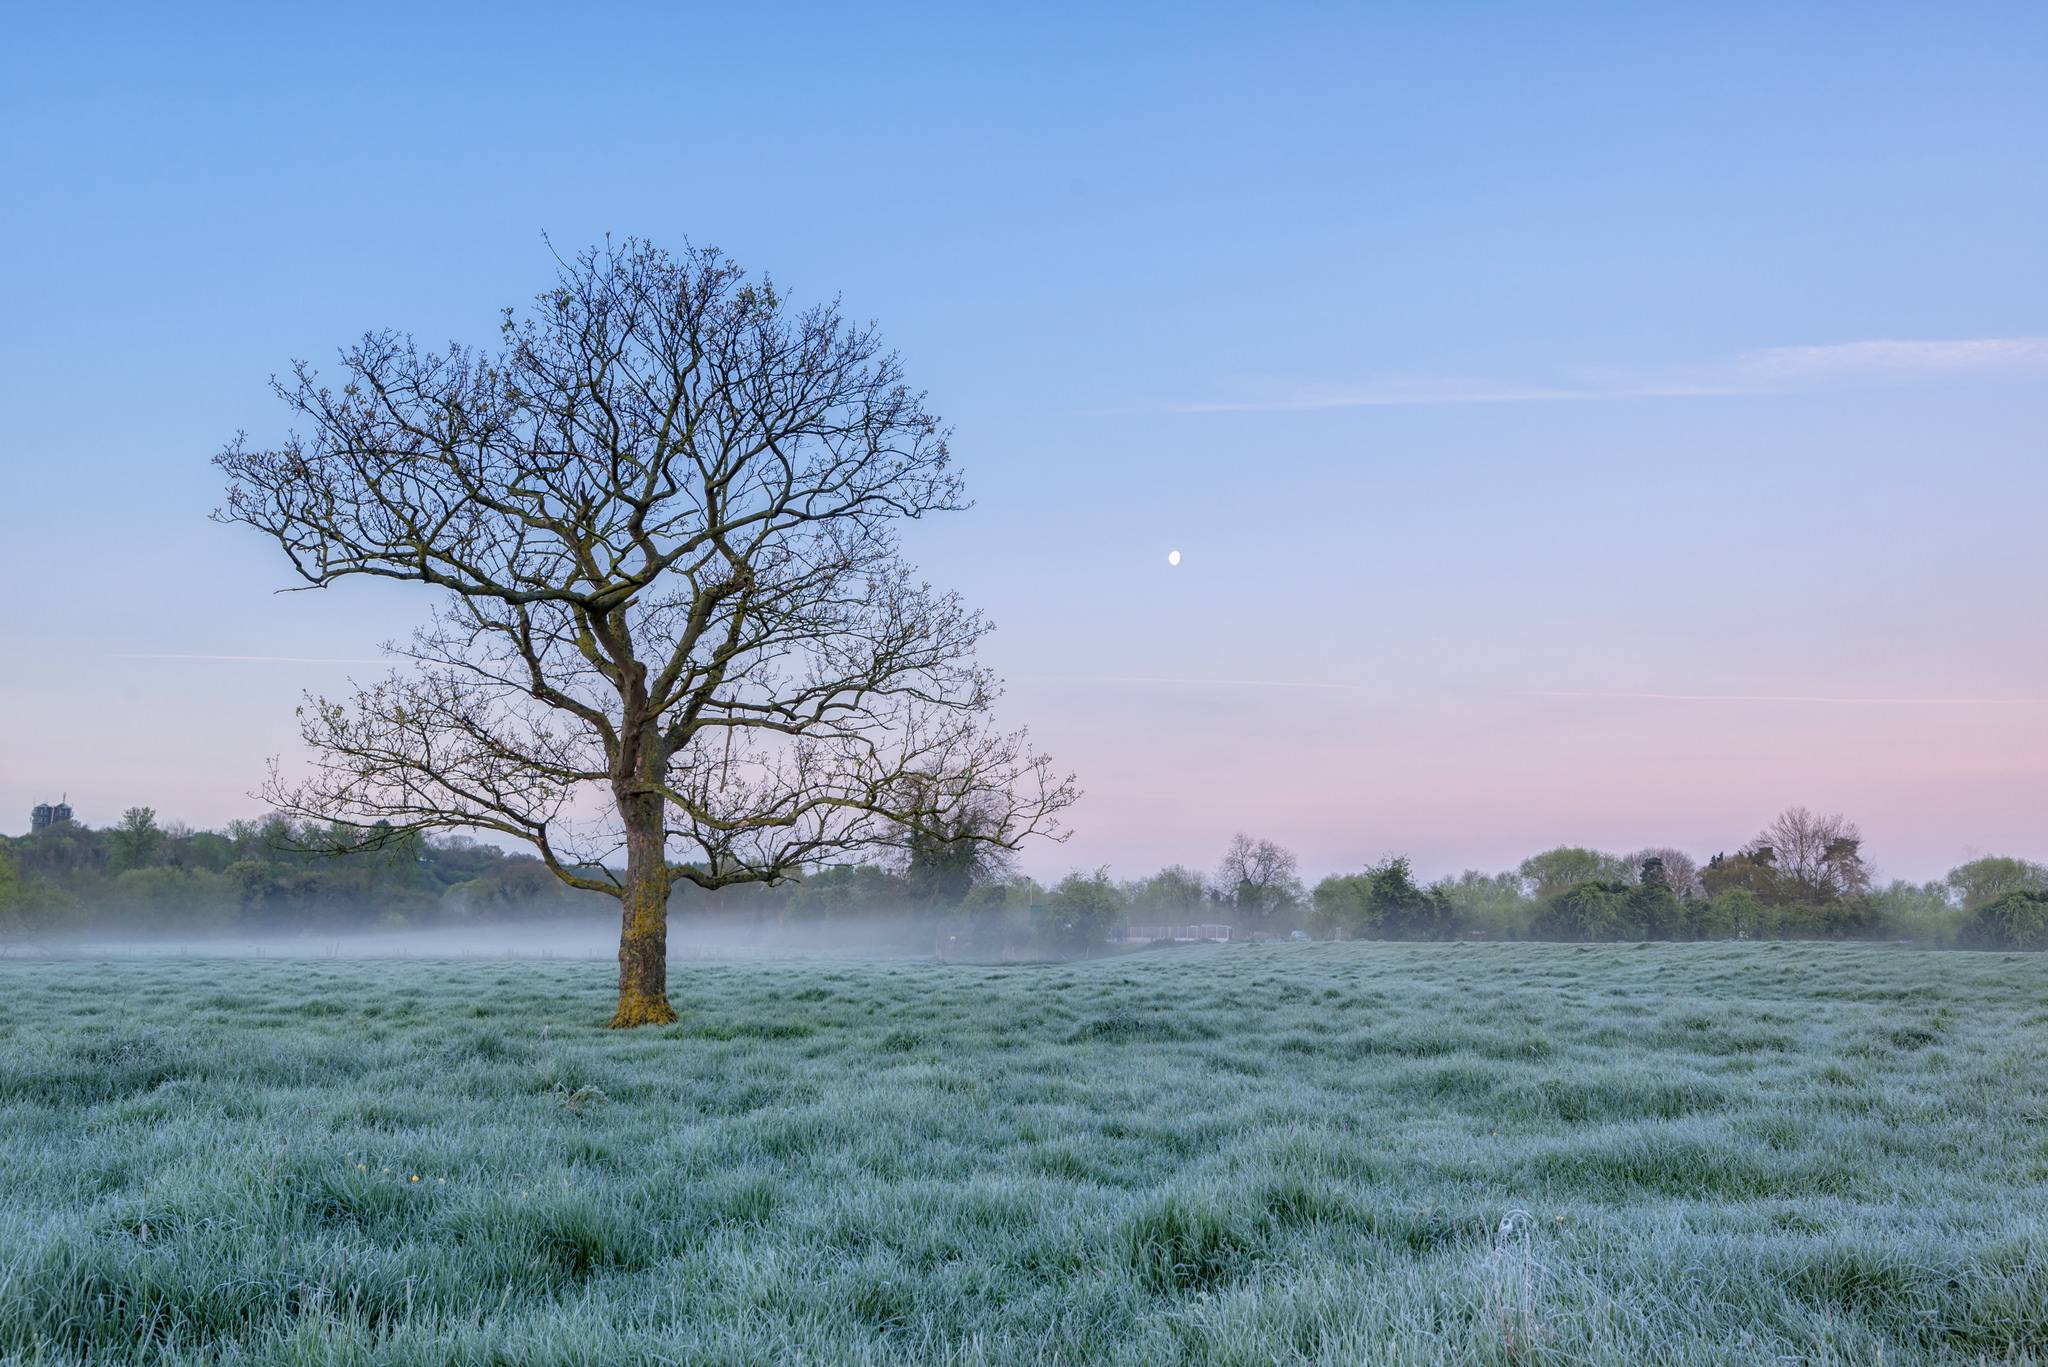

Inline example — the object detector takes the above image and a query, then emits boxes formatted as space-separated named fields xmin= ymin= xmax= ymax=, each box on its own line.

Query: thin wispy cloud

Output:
xmin=1169 ymin=378 xmax=1728 ymax=414
xmin=1023 ymin=672 xmax=1372 ymax=693
xmin=1732 ymin=336 xmax=2048 ymax=381
xmin=1026 ymin=674 xmax=2048 ymax=707
xmin=1532 ymin=689 xmax=2048 ymax=706
xmin=113 ymin=653 xmax=390 ymax=665
xmin=1172 ymin=336 xmax=2048 ymax=414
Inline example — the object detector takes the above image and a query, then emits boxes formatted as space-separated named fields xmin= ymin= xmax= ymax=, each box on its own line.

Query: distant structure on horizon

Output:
xmin=1126 ymin=923 xmax=1234 ymax=944
xmin=30 ymin=797 xmax=73 ymax=833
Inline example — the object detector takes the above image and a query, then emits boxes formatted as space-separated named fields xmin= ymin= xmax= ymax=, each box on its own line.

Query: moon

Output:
xmin=1167 ymin=550 xmax=1182 ymax=566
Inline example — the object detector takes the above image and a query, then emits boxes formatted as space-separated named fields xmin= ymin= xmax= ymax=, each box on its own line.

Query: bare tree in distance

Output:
xmin=1216 ymin=833 xmax=1304 ymax=929
xmin=1749 ymin=806 xmax=1870 ymax=906
xmin=217 ymin=238 xmax=1077 ymax=1027
xmin=1627 ymin=846 xmax=1703 ymax=900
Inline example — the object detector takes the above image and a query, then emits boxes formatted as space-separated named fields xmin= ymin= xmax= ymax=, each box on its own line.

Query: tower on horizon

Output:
xmin=30 ymin=797 xmax=73 ymax=833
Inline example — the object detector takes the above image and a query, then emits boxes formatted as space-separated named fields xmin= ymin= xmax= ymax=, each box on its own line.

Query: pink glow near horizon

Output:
xmin=1009 ymin=678 xmax=2048 ymax=885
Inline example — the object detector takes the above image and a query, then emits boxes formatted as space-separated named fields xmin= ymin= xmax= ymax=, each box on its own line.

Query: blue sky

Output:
xmin=2 ymin=3 xmax=2044 ymax=881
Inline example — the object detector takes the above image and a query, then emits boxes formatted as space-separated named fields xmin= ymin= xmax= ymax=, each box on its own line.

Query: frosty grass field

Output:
xmin=1 ymin=940 xmax=2044 ymax=1364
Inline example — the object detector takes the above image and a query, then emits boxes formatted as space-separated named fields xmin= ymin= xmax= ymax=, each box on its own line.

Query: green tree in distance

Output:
xmin=1517 ymin=846 xmax=1631 ymax=902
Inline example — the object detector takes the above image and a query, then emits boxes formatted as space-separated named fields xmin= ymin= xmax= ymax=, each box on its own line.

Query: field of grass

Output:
xmin=2 ymin=941 xmax=2045 ymax=1365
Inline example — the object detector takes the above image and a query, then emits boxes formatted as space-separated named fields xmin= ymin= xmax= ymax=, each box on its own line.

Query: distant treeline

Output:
xmin=0 ymin=812 xmax=596 ymax=934
xmin=1 ymin=805 xmax=2043 ymax=952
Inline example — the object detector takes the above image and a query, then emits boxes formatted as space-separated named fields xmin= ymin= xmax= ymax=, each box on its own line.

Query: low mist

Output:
xmin=0 ymin=909 xmax=1053 ymax=963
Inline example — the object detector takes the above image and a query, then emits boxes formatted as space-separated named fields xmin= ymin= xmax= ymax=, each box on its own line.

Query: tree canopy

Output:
xmin=217 ymin=239 xmax=1075 ymax=1023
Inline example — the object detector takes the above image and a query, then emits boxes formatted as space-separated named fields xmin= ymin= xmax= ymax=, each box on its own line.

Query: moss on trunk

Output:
xmin=609 ymin=792 xmax=675 ymax=1029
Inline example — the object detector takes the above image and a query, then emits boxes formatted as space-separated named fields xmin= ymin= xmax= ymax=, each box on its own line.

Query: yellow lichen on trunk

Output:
xmin=611 ymin=856 xmax=674 ymax=1028
xmin=607 ymin=988 xmax=677 ymax=1029
xmin=611 ymin=767 xmax=676 ymax=1028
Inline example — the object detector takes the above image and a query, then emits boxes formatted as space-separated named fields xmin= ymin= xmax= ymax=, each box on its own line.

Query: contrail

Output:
xmin=113 ymin=653 xmax=390 ymax=665
xmin=1169 ymin=336 xmax=2048 ymax=414
xmin=1021 ymin=672 xmax=1372 ymax=693
xmin=1022 ymin=674 xmax=2048 ymax=706
xmin=1530 ymin=689 xmax=2048 ymax=706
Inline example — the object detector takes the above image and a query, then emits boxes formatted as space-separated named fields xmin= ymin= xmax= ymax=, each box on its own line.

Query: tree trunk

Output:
xmin=609 ymin=791 xmax=676 ymax=1028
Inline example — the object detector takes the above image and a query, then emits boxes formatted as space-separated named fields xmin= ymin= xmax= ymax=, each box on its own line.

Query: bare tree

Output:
xmin=1748 ymin=806 xmax=1870 ymax=906
xmin=1627 ymin=846 xmax=1703 ymax=900
xmin=217 ymin=239 xmax=1077 ymax=1026
xmin=1215 ymin=834 xmax=1304 ymax=928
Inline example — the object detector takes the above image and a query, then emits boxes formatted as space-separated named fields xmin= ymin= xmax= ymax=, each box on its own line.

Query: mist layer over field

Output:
xmin=0 ymin=915 xmax=971 ymax=964
xmin=2 ymin=942 xmax=2044 ymax=1364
